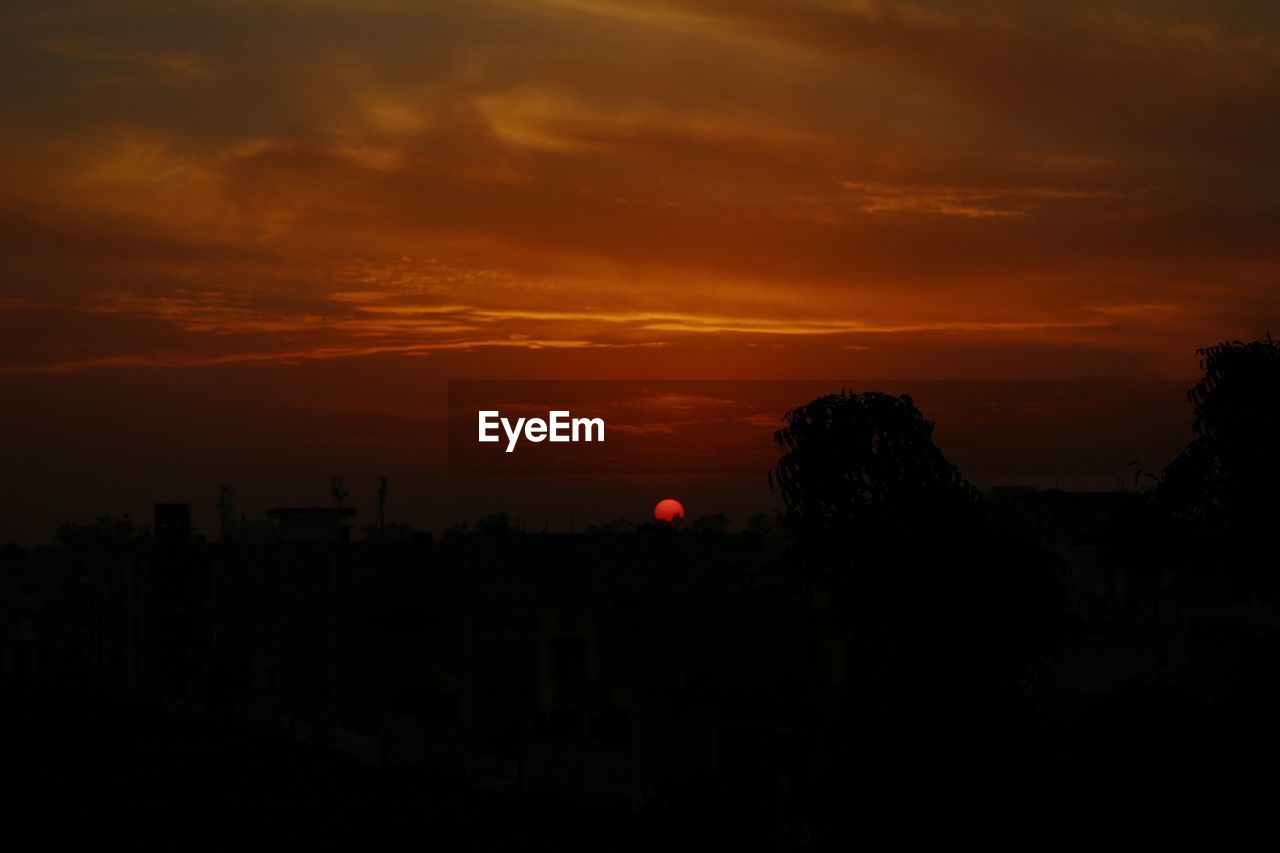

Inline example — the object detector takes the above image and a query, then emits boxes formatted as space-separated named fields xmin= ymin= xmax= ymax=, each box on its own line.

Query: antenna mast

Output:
xmin=330 ymin=476 xmax=349 ymax=509
xmin=377 ymin=475 xmax=388 ymax=531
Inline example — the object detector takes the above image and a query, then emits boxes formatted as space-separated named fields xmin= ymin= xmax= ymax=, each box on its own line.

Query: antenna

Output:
xmin=330 ymin=476 xmax=349 ymax=509
xmin=377 ymin=475 xmax=388 ymax=531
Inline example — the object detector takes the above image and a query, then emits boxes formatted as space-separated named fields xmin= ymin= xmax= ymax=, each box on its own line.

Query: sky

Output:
xmin=1 ymin=0 xmax=1278 ymax=540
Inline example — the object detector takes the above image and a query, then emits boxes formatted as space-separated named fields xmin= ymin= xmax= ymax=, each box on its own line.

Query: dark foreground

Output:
xmin=4 ymin=685 xmax=833 ymax=851
xmin=5 ymin=681 xmax=1278 ymax=851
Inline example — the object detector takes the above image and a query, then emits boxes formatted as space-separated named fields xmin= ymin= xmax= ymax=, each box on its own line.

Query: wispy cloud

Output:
xmin=1 ymin=0 xmax=1278 ymax=381
xmin=0 ymin=284 xmax=1128 ymax=374
xmin=839 ymin=180 xmax=1128 ymax=218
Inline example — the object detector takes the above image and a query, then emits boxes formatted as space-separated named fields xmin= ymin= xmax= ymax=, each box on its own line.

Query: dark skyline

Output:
xmin=5 ymin=4 xmax=1280 ymax=845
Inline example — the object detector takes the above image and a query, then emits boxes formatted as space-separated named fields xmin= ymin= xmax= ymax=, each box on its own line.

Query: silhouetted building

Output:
xmin=12 ymin=487 xmax=1280 ymax=812
xmin=191 ymin=527 xmax=811 ymax=802
xmin=991 ymin=488 xmax=1280 ymax=711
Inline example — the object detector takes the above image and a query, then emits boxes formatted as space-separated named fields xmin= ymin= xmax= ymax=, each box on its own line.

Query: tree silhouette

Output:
xmin=688 ymin=513 xmax=731 ymax=536
xmin=55 ymin=514 xmax=145 ymax=549
xmin=1159 ymin=334 xmax=1280 ymax=589
xmin=771 ymin=389 xmax=979 ymax=581
xmin=1110 ymin=334 xmax=1280 ymax=595
xmin=477 ymin=512 xmax=520 ymax=535
xmin=770 ymin=389 xmax=1064 ymax=711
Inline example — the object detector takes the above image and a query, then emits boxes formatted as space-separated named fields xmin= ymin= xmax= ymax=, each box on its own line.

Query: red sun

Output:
xmin=653 ymin=498 xmax=685 ymax=524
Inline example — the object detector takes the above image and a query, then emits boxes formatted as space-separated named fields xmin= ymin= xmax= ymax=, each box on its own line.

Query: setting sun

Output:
xmin=653 ymin=498 xmax=685 ymax=524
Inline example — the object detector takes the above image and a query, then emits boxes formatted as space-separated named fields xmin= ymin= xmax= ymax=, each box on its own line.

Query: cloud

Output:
xmin=838 ymin=180 xmax=1130 ymax=218
xmin=0 ymin=281 xmax=1129 ymax=374
xmin=0 ymin=0 xmax=1278 ymax=381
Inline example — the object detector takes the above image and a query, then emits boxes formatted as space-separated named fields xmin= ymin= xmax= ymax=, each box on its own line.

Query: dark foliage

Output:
xmin=769 ymin=388 xmax=1068 ymax=804
xmin=771 ymin=389 xmax=1065 ymax=697
xmin=1110 ymin=334 xmax=1280 ymax=595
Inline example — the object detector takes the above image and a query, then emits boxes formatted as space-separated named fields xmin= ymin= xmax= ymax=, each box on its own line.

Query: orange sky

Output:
xmin=1 ymin=1 xmax=1278 ymax=538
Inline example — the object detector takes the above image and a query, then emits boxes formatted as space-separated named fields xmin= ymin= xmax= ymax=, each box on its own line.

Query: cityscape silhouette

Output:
xmin=4 ymin=337 xmax=1279 ymax=847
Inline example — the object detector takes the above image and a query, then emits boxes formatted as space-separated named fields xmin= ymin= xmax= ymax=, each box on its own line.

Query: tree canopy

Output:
xmin=770 ymin=389 xmax=1065 ymax=703
xmin=1118 ymin=334 xmax=1280 ymax=593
